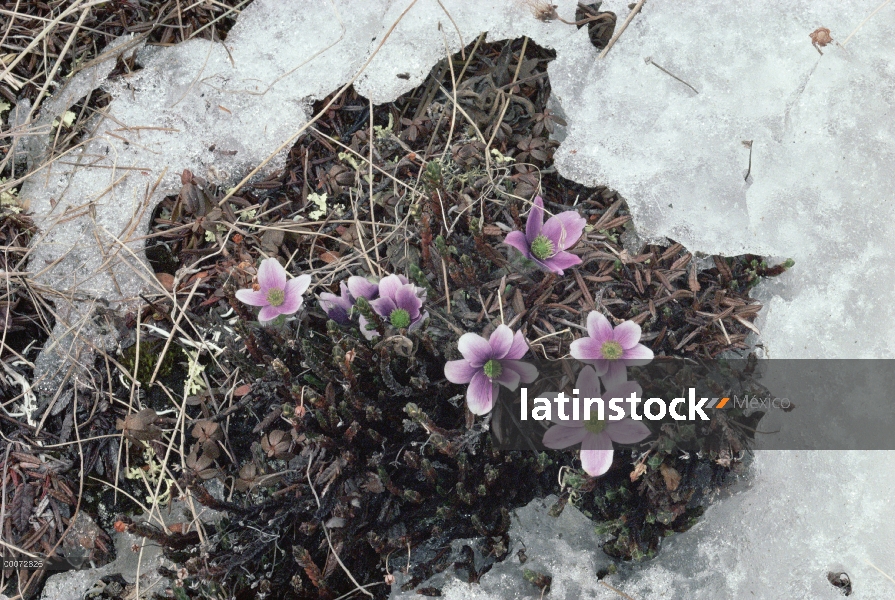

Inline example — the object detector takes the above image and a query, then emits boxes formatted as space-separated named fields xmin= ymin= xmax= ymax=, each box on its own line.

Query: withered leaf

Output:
xmin=322 ymin=539 xmax=342 ymax=579
xmin=11 ymin=482 xmax=35 ymax=532
xmin=191 ymin=420 xmax=223 ymax=444
xmin=178 ymin=169 xmax=215 ymax=217
xmin=260 ymin=228 xmax=284 ymax=253
xmin=261 ymin=430 xmax=292 ymax=459
xmin=660 ymin=463 xmax=681 ymax=491
xmin=116 ymin=408 xmax=161 ymax=442
xmin=362 ymin=472 xmax=384 ymax=494
xmin=688 ymin=261 xmax=701 ymax=292
xmin=186 ymin=446 xmax=218 ymax=481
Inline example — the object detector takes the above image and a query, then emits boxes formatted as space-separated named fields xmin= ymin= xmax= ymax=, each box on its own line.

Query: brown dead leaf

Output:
xmin=156 ymin=273 xmax=175 ymax=292
xmin=233 ymin=384 xmax=252 ymax=397
xmin=260 ymin=228 xmax=285 ymax=253
xmin=319 ymin=251 xmax=340 ymax=264
xmin=116 ymin=408 xmax=161 ymax=442
xmin=660 ymin=463 xmax=681 ymax=491
xmin=688 ymin=262 xmax=700 ymax=292
xmin=10 ymin=483 xmax=35 ymax=532
xmin=630 ymin=462 xmax=647 ymax=482
xmin=261 ymin=430 xmax=292 ymax=459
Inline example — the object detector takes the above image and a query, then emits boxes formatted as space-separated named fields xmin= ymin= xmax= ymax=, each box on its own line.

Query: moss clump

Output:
xmin=119 ymin=340 xmax=180 ymax=385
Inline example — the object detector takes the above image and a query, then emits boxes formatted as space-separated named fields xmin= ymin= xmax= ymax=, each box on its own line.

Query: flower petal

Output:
xmin=467 ymin=370 xmax=496 ymax=415
xmin=544 ymin=210 xmax=586 ymax=250
xmin=503 ymin=230 xmax=532 ymax=259
xmin=358 ymin=315 xmax=380 ymax=340
xmin=257 ymin=258 xmax=286 ymax=292
xmin=602 ymin=361 xmax=628 ymax=389
xmin=575 ymin=366 xmax=602 ymax=398
xmin=502 ymin=359 xmax=538 ymax=384
xmin=235 ymin=288 xmax=269 ymax=307
xmin=377 ymin=274 xmax=404 ymax=301
xmin=622 ymin=344 xmax=654 ymax=361
xmin=505 ymin=330 xmax=530 ymax=360
xmin=347 ymin=276 xmax=378 ymax=300
xmin=525 ymin=196 xmax=545 ymax=244
xmin=277 ymin=290 xmax=304 ymax=316
xmin=408 ymin=310 xmax=428 ymax=331
xmin=457 ymin=332 xmax=493 ymax=367
xmin=258 ymin=305 xmax=280 ymax=323
xmin=542 ymin=423 xmax=587 ymax=449
xmin=602 ymin=380 xmax=644 ymax=417
xmin=541 ymin=212 xmax=584 ymax=252
xmin=285 ymin=274 xmax=312 ymax=298
xmin=541 ymin=251 xmax=581 ymax=275
xmin=570 ymin=336 xmax=604 ymax=361
xmin=580 ymin=432 xmax=614 ymax=477
xmin=394 ymin=285 xmax=422 ymax=318
xmin=319 ymin=284 xmax=352 ymax=323
xmin=444 ymin=360 xmax=477 ymax=384
xmin=546 ymin=395 xmax=586 ymax=426
xmin=488 ymin=325 xmax=514 ymax=359
xmin=495 ymin=363 xmax=520 ymax=390
xmin=370 ymin=297 xmax=396 ymax=319
xmin=612 ymin=320 xmax=643 ymax=348
xmin=606 ymin=419 xmax=651 ymax=444
xmin=320 ymin=299 xmax=350 ymax=324
xmin=586 ymin=311 xmax=614 ymax=343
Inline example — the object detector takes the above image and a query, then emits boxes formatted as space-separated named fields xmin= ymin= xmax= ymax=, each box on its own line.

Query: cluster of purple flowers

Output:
xmin=319 ymin=273 xmax=428 ymax=339
xmin=234 ymin=259 xmax=427 ymax=337
xmin=236 ymin=194 xmax=655 ymax=478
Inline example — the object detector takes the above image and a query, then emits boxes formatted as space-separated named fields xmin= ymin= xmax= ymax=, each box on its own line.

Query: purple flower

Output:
xmin=318 ymin=281 xmax=353 ymax=324
xmin=347 ymin=275 xmax=379 ymax=302
xmin=542 ymin=366 xmax=651 ymax=477
xmin=235 ymin=258 xmax=311 ymax=323
xmin=570 ymin=311 xmax=654 ymax=386
xmin=504 ymin=196 xmax=586 ymax=275
xmin=369 ymin=274 xmax=428 ymax=333
xmin=444 ymin=324 xmax=538 ymax=415
xmin=319 ymin=276 xmax=379 ymax=324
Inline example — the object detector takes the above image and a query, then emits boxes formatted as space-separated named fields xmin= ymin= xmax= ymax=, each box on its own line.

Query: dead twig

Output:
xmin=598 ymin=0 xmax=646 ymax=59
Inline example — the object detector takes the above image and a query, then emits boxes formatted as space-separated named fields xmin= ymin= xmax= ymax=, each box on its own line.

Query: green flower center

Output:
xmin=266 ymin=288 xmax=285 ymax=307
xmin=530 ymin=235 xmax=555 ymax=260
xmin=601 ymin=340 xmax=624 ymax=361
xmin=390 ymin=309 xmax=411 ymax=329
xmin=584 ymin=416 xmax=607 ymax=435
xmin=483 ymin=359 xmax=502 ymax=379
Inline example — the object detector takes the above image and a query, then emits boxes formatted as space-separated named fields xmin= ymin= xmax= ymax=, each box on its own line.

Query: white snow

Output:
xmin=18 ymin=0 xmax=895 ymax=597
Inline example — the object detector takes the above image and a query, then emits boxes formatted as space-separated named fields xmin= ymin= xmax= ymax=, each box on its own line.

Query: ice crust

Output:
xmin=390 ymin=495 xmax=615 ymax=600
xmin=392 ymin=457 xmax=895 ymax=599
xmin=18 ymin=0 xmax=894 ymax=597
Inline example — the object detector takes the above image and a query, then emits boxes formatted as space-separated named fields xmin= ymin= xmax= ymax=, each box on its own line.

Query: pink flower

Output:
xmin=370 ymin=274 xmax=428 ymax=332
xmin=444 ymin=325 xmax=538 ymax=415
xmin=235 ymin=258 xmax=311 ymax=323
xmin=542 ymin=366 xmax=651 ymax=477
xmin=319 ymin=276 xmax=379 ymax=325
xmin=570 ymin=311 xmax=654 ymax=386
xmin=503 ymin=196 xmax=586 ymax=275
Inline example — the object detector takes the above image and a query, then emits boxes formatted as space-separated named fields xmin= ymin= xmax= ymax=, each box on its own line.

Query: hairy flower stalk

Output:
xmin=235 ymin=258 xmax=311 ymax=324
xmin=444 ymin=325 xmax=538 ymax=415
xmin=503 ymin=196 xmax=587 ymax=275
